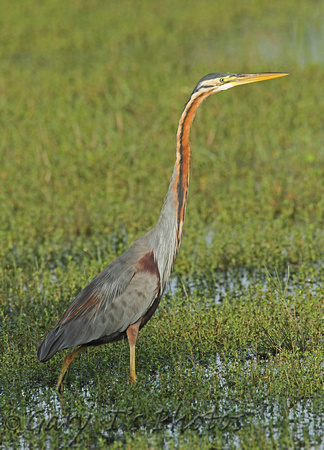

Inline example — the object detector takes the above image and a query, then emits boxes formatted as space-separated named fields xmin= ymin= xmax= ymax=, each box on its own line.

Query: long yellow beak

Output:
xmin=231 ymin=72 xmax=289 ymax=86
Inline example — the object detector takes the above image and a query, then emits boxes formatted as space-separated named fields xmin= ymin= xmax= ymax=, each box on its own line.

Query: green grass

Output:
xmin=1 ymin=0 xmax=324 ymax=447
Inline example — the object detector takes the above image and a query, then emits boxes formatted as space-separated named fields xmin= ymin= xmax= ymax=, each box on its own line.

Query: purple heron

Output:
xmin=37 ymin=72 xmax=288 ymax=391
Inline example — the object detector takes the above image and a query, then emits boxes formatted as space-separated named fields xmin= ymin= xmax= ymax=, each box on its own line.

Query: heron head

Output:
xmin=192 ymin=72 xmax=289 ymax=96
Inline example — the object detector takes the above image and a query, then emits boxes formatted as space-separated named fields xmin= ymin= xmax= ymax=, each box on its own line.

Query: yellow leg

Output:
xmin=129 ymin=344 xmax=137 ymax=384
xmin=126 ymin=321 xmax=140 ymax=384
xmin=56 ymin=346 xmax=86 ymax=392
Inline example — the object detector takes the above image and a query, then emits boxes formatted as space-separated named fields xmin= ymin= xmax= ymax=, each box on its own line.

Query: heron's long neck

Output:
xmin=147 ymin=91 xmax=211 ymax=291
xmin=155 ymin=92 xmax=209 ymax=263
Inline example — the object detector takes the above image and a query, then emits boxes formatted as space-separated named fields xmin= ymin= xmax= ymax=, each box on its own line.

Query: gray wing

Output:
xmin=37 ymin=249 xmax=160 ymax=362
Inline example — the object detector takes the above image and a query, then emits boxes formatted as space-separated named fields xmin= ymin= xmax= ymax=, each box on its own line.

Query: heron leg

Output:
xmin=126 ymin=321 xmax=141 ymax=384
xmin=56 ymin=345 xmax=86 ymax=392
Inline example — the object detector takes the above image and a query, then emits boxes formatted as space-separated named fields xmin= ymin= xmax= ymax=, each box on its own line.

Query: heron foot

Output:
xmin=129 ymin=371 xmax=137 ymax=384
xmin=56 ymin=375 xmax=65 ymax=393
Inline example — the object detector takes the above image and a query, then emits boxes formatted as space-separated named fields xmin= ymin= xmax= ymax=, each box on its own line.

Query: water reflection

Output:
xmin=167 ymin=266 xmax=323 ymax=305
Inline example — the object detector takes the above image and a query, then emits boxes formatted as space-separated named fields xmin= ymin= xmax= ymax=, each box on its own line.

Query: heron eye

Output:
xmin=220 ymin=77 xmax=225 ymax=83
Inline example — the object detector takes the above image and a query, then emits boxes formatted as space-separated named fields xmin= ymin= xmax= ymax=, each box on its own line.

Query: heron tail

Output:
xmin=37 ymin=327 xmax=65 ymax=362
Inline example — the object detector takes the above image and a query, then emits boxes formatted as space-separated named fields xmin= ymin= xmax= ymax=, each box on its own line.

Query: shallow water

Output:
xmin=15 ymin=370 xmax=323 ymax=448
xmin=4 ymin=265 xmax=322 ymax=448
xmin=168 ymin=265 xmax=323 ymax=305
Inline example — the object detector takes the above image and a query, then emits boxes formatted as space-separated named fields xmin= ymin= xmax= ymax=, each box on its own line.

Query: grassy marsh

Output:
xmin=1 ymin=0 xmax=324 ymax=448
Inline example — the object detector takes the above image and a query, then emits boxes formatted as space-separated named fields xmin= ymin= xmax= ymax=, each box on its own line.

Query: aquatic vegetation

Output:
xmin=1 ymin=0 xmax=324 ymax=447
